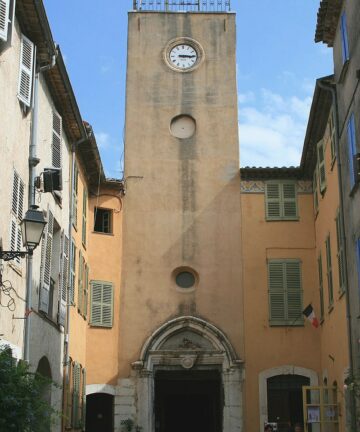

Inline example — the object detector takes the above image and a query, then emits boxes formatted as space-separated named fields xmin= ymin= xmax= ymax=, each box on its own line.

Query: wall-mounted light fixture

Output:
xmin=0 ymin=206 xmax=47 ymax=262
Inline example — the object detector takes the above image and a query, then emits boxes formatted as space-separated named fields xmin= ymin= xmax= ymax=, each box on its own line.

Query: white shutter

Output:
xmin=39 ymin=210 xmax=54 ymax=313
xmin=52 ymin=111 xmax=62 ymax=168
xmin=0 ymin=0 xmax=10 ymax=42
xmin=10 ymin=171 xmax=25 ymax=264
xmin=58 ymin=232 xmax=69 ymax=326
xmin=18 ymin=34 xmax=35 ymax=107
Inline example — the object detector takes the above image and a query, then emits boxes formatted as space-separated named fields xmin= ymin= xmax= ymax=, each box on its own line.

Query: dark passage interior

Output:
xmin=86 ymin=393 xmax=114 ymax=432
xmin=155 ymin=369 xmax=223 ymax=432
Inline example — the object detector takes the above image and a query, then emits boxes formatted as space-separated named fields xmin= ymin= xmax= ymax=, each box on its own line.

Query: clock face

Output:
xmin=169 ymin=44 xmax=198 ymax=70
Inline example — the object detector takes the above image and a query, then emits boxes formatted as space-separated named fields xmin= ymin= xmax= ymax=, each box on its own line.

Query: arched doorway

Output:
xmin=86 ymin=393 xmax=114 ymax=432
xmin=128 ymin=316 xmax=244 ymax=432
xmin=36 ymin=356 xmax=52 ymax=432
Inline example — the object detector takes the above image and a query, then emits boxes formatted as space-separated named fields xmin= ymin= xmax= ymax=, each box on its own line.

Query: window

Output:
xmin=72 ymin=163 xmax=79 ymax=228
xmin=347 ymin=113 xmax=358 ymax=189
xmin=325 ymin=236 xmax=334 ymax=307
xmin=268 ymin=260 xmax=303 ymax=326
xmin=335 ymin=210 xmax=346 ymax=294
xmin=39 ymin=210 xmax=54 ymax=315
xmin=10 ymin=170 xmax=25 ymax=264
xmin=318 ymin=254 xmax=324 ymax=322
xmin=329 ymin=110 xmax=336 ymax=162
xmin=94 ymin=208 xmax=112 ymax=234
xmin=313 ymin=170 xmax=319 ymax=216
xmin=90 ymin=281 xmax=114 ymax=328
xmin=0 ymin=0 xmax=10 ymax=42
xmin=83 ymin=264 xmax=89 ymax=319
xmin=317 ymin=140 xmax=326 ymax=193
xmin=303 ymin=386 xmax=339 ymax=431
xmin=18 ymin=34 xmax=35 ymax=107
xmin=58 ymin=233 xmax=69 ymax=326
xmin=265 ymin=182 xmax=298 ymax=221
xmin=340 ymin=11 xmax=350 ymax=64
xmin=52 ymin=110 xmax=62 ymax=169
xmin=71 ymin=362 xmax=86 ymax=429
xmin=69 ymin=238 xmax=76 ymax=304
xmin=77 ymin=250 xmax=83 ymax=314
xmin=82 ymin=189 xmax=87 ymax=246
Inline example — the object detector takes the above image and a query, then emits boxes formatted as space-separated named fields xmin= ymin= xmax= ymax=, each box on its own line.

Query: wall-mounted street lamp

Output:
xmin=0 ymin=206 xmax=47 ymax=262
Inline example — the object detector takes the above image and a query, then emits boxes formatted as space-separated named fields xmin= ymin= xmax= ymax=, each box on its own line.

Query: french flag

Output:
xmin=302 ymin=304 xmax=319 ymax=328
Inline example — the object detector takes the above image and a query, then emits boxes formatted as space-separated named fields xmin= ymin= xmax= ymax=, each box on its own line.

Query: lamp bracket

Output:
xmin=0 ymin=250 xmax=31 ymax=262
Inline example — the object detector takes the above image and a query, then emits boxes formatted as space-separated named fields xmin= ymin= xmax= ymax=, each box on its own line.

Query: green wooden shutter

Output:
xmin=72 ymin=362 xmax=81 ymax=428
xmin=65 ymin=359 xmax=73 ymax=428
xmin=90 ymin=281 xmax=114 ymax=327
xmin=325 ymin=236 xmax=334 ymax=306
xmin=313 ymin=170 xmax=319 ymax=215
xmin=78 ymin=251 xmax=83 ymax=313
xmin=282 ymin=183 xmax=298 ymax=219
xmin=317 ymin=140 xmax=327 ymax=193
xmin=70 ymin=239 xmax=76 ymax=304
xmin=82 ymin=189 xmax=87 ymax=246
xmin=72 ymin=163 xmax=78 ymax=228
xmin=81 ymin=368 xmax=86 ymax=430
xmin=265 ymin=183 xmax=281 ymax=220
xmin=285 ymin=261 xmax=302 ymax=323
xmin=318 ymin=254 xmax=324 ymax=321
xmin=83 ymin=264 xmax=89 ymax=319
xmin=268 ymin=262 xmax=286 ymax=323
xmin=335 ymin=211 xmax=346 ymax=294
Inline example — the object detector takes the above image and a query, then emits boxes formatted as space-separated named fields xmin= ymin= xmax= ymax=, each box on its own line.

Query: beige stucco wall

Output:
xmin=120 ymin=11 xmax=243 ymax=378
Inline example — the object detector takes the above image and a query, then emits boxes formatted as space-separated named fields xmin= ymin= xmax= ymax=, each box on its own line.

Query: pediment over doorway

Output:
xmin=158 ymin=329 xmax=216 ymax=351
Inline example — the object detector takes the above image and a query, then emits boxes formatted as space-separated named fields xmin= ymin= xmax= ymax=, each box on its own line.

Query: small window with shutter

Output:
xmin=325 ymin=235 xmax=334 ymax=307
xmin=58 ymin=232 xmax=69 ymax=326
xmin=82 ymin=189 xmax=87 ymax=246
xmin=268 ymin=260 xmax=303 ymax=326
xmin=10 ymin=170 xmax=25 ymax=264
xmin=18 ymin=34 xmax=35 ymax=108
xmin=72 ymin=362 xmax=81 ymax=428
xmin=329 ymin=110 xmax=336 ymax=163
xmin=72 ymin=163 xmax=79 ymax=228
xmin=318 ymin=254 xmax=324 ymax=322
xmin=77 ymin=250 xmax=83 ymax=314
xmin=317 ymin=140 xmax=327 ymax=194
xmin=0 ymin=0 xmax=10 ymax=42
xmin=335 ymin=210 xmax=346 ymax=295
xmin=69 ymin=238 xmax=76 ymax=305
xmin=347 ymin=113 xmax=357 ymax=189
xmin=39 ymin=210 xmax=54 ymax=314
xmin=90 ymin=281 xmax=114 ymax=328
xmin=313 ymin=170 xmax=319 ymax=216
xmin=265 ymin=181 xmax=298 ymax=221
xmin=52 ymin=110 xmax=62 ymax=169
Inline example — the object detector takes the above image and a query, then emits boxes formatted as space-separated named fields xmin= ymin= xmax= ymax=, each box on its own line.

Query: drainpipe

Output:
xmin=23 ymin=51 xmax=57 ymax=363
xmin=318 ymin=79 xmax=357 ymax=431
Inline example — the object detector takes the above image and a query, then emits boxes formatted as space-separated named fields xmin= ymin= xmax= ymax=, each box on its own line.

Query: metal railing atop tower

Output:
xmin=133 ymin=0 xmax=231 ymax=12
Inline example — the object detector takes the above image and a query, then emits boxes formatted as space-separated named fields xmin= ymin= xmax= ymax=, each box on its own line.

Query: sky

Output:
xmin=42 ymin=0 xmax=333 ymax=178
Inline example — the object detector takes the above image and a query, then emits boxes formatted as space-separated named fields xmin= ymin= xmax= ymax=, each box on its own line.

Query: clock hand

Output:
xmin=178 ymin=55 xmax=196 ymax=58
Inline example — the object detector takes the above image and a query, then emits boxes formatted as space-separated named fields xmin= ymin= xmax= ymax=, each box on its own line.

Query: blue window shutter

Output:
xmin=340 ymin=12 xmax=350 ymax=63
xmin=347 ymin=114 xmax=356 ymax=188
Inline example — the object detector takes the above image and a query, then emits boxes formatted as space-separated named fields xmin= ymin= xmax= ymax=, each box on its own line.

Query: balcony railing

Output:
xmin=133 ymin=0 xmax=231 ymax=12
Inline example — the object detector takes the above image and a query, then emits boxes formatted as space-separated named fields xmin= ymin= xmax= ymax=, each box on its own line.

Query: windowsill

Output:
xmin=92 ymin=231 xmax=114 ymax=236
xmin=338 ymin=59 xmax=350 ymax=84
xmin=269 ymin=322 xmax=304 ymax=327
xmin=89 ymin=324 xmax=113 ymax=329
xmin=36 ymin=310 xmax=62 ymax=332
xmin=265 ymin=218 xmax=300 ymax=222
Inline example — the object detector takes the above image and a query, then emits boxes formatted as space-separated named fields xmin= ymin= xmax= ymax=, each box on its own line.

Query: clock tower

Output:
xmin=119 ymin=1 xmax=244 ymax=431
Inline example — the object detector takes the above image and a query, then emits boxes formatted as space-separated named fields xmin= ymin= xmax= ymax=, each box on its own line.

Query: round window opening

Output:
xmin=175 ymin=271 xmax=196 ymax=289
xmin=170 ymin=115 xmax=196 ymax=139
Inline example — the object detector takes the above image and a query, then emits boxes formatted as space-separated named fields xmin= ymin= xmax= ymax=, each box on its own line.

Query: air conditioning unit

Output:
xmin=43 ymin=167 xmax=62 ymax=192
xmin=354 ymin=153 xmax=360 ymax=184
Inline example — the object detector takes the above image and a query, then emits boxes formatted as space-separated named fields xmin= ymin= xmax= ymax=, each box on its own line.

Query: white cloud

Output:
xmin=239 ymin=89 xmax=311 ymax=167
xmin=238 ymin=91 xmax=255 ymax=104
xmin=95 ymin=132 xmax=110 ymax=149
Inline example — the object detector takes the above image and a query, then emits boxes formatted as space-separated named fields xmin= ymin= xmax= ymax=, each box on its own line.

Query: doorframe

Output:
xmin=258 ymin=365 xmax=318 ymax=431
